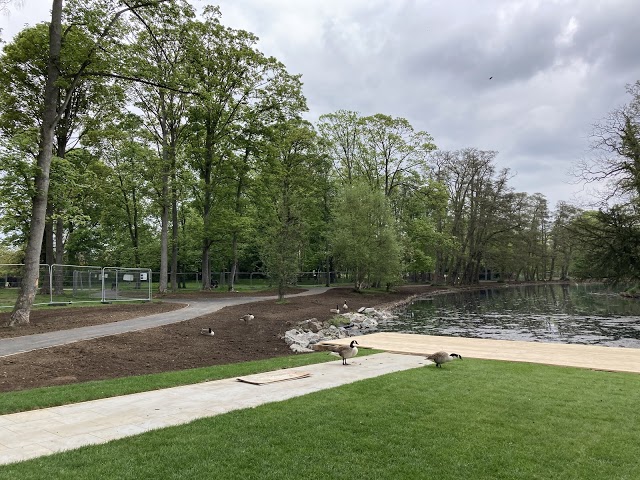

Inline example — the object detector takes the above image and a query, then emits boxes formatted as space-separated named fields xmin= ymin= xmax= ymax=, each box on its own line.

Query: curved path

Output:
xmin=0 ymin=287 xmax=331 ymax=358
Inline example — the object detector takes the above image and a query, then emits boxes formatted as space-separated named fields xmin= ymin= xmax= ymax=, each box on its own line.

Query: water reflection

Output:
xmin=386 ymin=284 xmax=640 ymax=348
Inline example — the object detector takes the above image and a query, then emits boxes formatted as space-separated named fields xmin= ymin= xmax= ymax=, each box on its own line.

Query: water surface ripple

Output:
xmin=384 ymin=284 xmax=640 ymax=348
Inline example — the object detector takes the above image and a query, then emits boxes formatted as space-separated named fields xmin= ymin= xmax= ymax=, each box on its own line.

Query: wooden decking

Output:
xmin=323 ymin=333 xmax=640 ymax=374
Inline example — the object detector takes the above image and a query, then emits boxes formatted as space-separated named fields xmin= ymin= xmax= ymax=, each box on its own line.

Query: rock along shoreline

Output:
xmin=285 ymin=282 xmax=568 ymax=353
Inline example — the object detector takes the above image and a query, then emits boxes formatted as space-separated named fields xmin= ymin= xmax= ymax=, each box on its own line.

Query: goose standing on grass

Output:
xmin=426 ymin=351 xmax=462 ymax=368
xmin=342 ymin=300 xmax=349 ymax=311
xmin=240 ymin=314 xmax=254 ymax=322
xmin=329 ymin=305 xmax=340 ymax=314
xmin=313 ymin=340 xmax=359 ymax=365
xmin=200 ymin=328 xmax=215 ymax=336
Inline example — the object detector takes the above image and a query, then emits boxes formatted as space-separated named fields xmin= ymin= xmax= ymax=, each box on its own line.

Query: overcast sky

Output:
xmin=2 ymin=0 xmax=640 ymax=209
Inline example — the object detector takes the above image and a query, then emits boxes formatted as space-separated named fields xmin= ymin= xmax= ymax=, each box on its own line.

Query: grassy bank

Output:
xmin=1 ymin=358 xmax=639 ymax=479
xmin=0 ymin=351 xmax=380 ymax=415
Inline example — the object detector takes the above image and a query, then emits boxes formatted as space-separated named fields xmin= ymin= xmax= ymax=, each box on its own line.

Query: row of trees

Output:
xmin=0 ymin=1 xmax=636 ymax=326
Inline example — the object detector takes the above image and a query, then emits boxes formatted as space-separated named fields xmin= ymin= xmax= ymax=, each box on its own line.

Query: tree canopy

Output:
xmin=2 ymin=1 xmax=639 ymax=327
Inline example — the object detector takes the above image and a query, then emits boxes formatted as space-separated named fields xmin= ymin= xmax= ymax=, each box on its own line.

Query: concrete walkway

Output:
xmin=0 ymin=287 xmax=331 ymax=358
xmin=0 ymin=352 xmax=426 ymax=465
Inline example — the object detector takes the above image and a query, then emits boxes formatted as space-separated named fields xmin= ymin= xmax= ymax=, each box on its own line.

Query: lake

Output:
xmin=383 ymin=283 xmax=640 ymax=348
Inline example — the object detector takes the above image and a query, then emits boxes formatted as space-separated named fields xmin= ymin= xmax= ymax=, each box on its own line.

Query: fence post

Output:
xmin=101 ymin=267 xmax=106 ymax=303
xmin=48 ymin=264 xmax=53 ymax=304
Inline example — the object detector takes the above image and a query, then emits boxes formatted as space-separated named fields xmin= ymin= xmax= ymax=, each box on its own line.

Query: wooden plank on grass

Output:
xmin=237 ymin=371 xmax=311 ymax=385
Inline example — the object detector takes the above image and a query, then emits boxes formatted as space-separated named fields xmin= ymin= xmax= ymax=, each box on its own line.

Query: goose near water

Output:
xmin=426 ymin=351 xmax=462 ymax=368
xmin=240 ymin=314 xmax=254 ymax=322
xmin=313 ymin=340 xmax=359 ymax=365
xmin=329 ymin=305 xmax=340 ymax=314
xmin=200 ymin=328 xmax=215 ymax=336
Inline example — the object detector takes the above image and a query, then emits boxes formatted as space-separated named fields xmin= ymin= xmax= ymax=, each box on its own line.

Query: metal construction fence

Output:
xmin=0 ymin=264 xmax=152 ymax=309
xmin=150 ymin=270 xmax=354 ymax=290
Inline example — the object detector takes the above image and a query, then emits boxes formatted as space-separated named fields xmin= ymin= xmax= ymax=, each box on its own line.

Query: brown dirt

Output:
xmin=0 ymin=285 xmax=457 ymax=393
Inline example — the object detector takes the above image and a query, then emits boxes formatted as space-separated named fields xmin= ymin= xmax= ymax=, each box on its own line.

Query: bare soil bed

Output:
xmin=0 ymin=285 xmax=455 ymax=392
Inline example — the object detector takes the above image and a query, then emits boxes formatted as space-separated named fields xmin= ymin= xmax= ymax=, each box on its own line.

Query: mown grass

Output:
xmin=0 ymin=350 xmax=379 ymax=415
xmin=2 ymin=358 xmax=640 ymax=479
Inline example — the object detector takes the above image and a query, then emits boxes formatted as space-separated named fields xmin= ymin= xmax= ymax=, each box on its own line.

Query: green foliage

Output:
xmin=254 ymin=120 xmax=320 ymax=298
xmin=397 ymin=180 xmax=451 ymax=275
xmin=182 ymin=7 xmax=308 ymax=288
xmin=332 ymin=181 xmax=402 ymax=290
xmin=0 ymin=2 xmax=597 ymax=291
xmin=583 ymin=81 xmax=640 ymax=202
xmin=571 ymin=205 xmax=640 ymax=284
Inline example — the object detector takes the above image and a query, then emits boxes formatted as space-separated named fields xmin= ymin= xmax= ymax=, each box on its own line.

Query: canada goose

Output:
xmin=329 ymin=305 xmax=340 ymax=314
xmin=313 ymin=340 xmax=359 ymax=365
xmin=240 ymin=314 xmax=254 ymax=322
xmin=200 ymin=328 xmax=215 ymax=336
xmin=426 ymin=351 xmax=462 ymax=368
xmin=342 ymin=301 xmax=349 ymax=311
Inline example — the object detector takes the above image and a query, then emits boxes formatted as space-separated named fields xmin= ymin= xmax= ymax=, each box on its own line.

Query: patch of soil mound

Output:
xmin=0 ymin=285 xmax=458 ymax=392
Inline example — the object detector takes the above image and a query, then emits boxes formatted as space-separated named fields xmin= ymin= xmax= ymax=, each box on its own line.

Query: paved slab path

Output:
xmin=0 ymin=287 xmax=331 ymax=358
xmin=0 ymin=352 xmax=426 ymax=465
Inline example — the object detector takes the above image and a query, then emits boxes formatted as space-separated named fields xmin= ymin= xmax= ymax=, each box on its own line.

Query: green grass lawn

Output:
xmin=0 ymin=352 xmax=381 ymax=415
xmin=1 ymin=358 xmax=639 ymax=479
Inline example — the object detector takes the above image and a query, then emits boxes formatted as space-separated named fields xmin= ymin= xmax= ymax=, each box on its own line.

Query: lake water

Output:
xmin=383 ymin=283 xmax=640 ymax=348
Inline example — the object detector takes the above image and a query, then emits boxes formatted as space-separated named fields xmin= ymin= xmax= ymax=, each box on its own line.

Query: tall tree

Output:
xmin=360 ymin=113 xmax=436 ymax=198
xmin=127 ymin=1 xmax=194 ymax=292
xmin=432 ymin=148 xmax=526 ymax=284
xmin=255 ymin=120 xmax=319 ymax=299
xmin=0 ymin=21 xmax=121 ymax=284
xmin=332 ymin=181 xmax=402 ymax=291
xmin=317 ymin=110 xmax=363 ymax=184
xmin=575 ymin=81 xmax=640 ymax=205
xmin=548 ymin=202 xmax=581 ymax=281
xmin=570 ymin=206 xmax=640 ymax=284
xmin=7 ymin=0 xmax=64 ymax=326
xmin=87 ymin=113 xmax=155 ymax=267
xmin=185 ymin=7 xmax=306 ymax=290
xmin=6 ymin=0 xmax=169 ymax=327
xmin=571 ymin=81 xmax=640 ymax=284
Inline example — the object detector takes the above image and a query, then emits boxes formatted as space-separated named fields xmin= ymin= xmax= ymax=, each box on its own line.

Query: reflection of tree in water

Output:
xmin=387 ymin=284 xmax=640 ymax=346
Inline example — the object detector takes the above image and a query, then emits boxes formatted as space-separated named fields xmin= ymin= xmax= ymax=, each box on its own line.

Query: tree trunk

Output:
xmin=228 ymin=173 xmax=244 ymax=292
xmin=42 ymin=205 xmax=53 ymax=295
xmin=7 ymin=0 xmax=62 ymax=327
xmin=158 ymin=182 xmax=169 ymax=293
xmin=229 ymin=233 xmax=238 ymax=292
xmin=158 ymin=130 xmax=170 ymax=293
xmin=201 ymin=243 xmax=211 ymax=290
xmin=170 ymin=183 xmax=178 ymax=292
xmin=54 ymin=216 xmax=64 ymax=295
xmin=45 ymin=207 xmax=54 ymax=266
xmin=278 ymin=278 xmax=285 ymax=301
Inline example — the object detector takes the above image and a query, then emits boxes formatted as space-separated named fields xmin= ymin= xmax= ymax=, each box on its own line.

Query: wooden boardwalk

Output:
xmin=323 ymin=332 xmax=640 ymax=374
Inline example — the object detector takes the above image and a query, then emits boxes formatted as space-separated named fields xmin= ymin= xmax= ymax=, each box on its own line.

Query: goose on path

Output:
xmin=313 ymin=340 xmax=359 ymax=365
